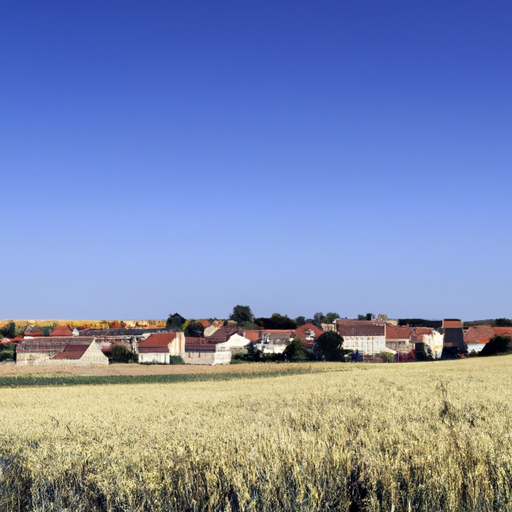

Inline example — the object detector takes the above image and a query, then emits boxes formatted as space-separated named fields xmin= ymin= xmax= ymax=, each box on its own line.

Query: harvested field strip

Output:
xmin=0 ymin=364 xmax=348 ymax=388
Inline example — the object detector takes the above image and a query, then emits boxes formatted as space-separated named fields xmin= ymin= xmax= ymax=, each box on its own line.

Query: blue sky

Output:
xmin=1 ymin=1 xmax=511 ymax=321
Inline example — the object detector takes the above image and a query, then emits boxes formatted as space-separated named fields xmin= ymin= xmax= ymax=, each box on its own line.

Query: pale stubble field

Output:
xmin=0 ymin=357 xmax=511 ymax=511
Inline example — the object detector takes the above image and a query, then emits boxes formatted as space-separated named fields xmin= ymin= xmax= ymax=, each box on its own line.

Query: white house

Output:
xmin=335 ymin=320 xmax=386 ymax=355
xmin=137 ymin=332 xmax=185 ymax=364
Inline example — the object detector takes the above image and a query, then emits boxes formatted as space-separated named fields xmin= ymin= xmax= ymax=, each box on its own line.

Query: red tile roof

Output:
xmin=17 ymin=337 xmax=95 ymax=354
xmin=414 ymin=327 xmax=433 ymax=335
xmin=385 ymin=325 xmax=414 ymax=340
xmin=493 ymin=327 xmax=512 ymax=338
xmin=243 ymin=330 xmax=260 ymax=341
xmin=336 ymin=320 xmax=385 ymax=337
xmin=206 ymin=326 xmax=240 ymax=343
xmin=185 ymin=337 xmax=216 ymax=350
xmin=293 ymin=323 xmax=323 ymax=342
xmin=198 ymin=319 xmax=211 ymax=328
xmin=138 ymin=333 xmax=177 ymax=349
xmin=53 ymin=344 xmax=89 ymax=360
xmin=386 ymin=325 xmax=432 ymax=340
xmin=24 ymin=329 xmax=44 ymax=337
xmin=50 ymin=325 xmax=73 ymax=337
xmin=464 ymin=325 xmax=495 ymax=344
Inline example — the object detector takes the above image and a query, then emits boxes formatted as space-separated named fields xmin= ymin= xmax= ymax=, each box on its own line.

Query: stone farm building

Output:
xmin=16 ymin=337 xmax=108 ymax=365
xmin=185 ymin=337 xmax=231 ymax=365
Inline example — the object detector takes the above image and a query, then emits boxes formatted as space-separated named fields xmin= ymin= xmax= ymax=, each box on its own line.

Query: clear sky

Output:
xmin=1 ymin=1 xmax=511 ymax=321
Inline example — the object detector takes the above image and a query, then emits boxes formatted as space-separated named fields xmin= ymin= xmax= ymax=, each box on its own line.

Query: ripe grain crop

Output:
xmin=0 ymin=357 xmax=511 ymax=511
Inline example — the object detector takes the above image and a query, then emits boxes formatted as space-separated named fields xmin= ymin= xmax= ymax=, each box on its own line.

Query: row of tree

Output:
xmin=229 ymin=305 xmax=343 ymax=330
xmin=165 ymin=307 xmax=347 ymax=335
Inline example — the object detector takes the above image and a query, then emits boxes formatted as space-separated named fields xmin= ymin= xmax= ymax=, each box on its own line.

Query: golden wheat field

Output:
xmin=0 ymin=357 xmax=511 ymax=511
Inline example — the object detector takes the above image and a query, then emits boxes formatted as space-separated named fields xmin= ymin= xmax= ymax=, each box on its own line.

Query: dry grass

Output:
xmin=0 ymin=357 xmax=511 ymax=511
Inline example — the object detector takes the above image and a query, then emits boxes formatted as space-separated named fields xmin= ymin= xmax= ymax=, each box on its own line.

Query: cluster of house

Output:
xmin=4 ymin=317 xmax=508 ymax=366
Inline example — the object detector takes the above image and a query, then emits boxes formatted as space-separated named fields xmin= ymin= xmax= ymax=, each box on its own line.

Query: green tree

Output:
xmin=358 ymin=313 xmax=373 ymax=321
xmin=295 ymin=316 xmax=306 ymax=326
xmin=230 ymin=305 xmax=255 ymax=324
xmin=283 ymin=337 xmax=307 ymax=361
xmin=255 ymin=313 xmax=297 ymax=329
xmin=166 ymin=313 xmax=186 ymax=331
xmin=110 ymin=344 xmax=138 ymax=363
xmin=313 ymin=312 xmax=326 ymax=326
xmin=324 ymin=312 xmax=340 ymax=324
xmin=245 ymin=343 xmax=263 ymax=362
xmin=240 ymin=321 xmax=259 ymax=330
xmin=480 ymin=335 xmax=512 ymax=356
xmin=494 ymin=318 xmax=512 ymax=327
xmin=0 ymin=342 xmax=16 ymax=362
xmin=184 ymin=321 xmax=204 ymax=337
xmin=0 ymin=321 xmax=16 ymax=338
xmin=379 ymin=351 xmax=394 ymax=363
xmin=314 ymin=331 xmax=345 ymax=361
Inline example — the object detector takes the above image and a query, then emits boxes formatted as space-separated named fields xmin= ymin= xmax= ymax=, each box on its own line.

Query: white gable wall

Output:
xmin=343 ymin=335 xmax=386 ymax=355
xmin=217 ymin=334 xmax=250 ymax=351
xmin=79 ymin=341 xmax=109 ymax=365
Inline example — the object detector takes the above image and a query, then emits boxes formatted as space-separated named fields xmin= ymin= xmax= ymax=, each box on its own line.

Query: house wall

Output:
xmin=139 ymin=352 xmax=171 ymax=364
xmin=79 ymin=342 xmax=109 ymax=365
xmin=467 ymin=343 xmax=485 ymax=353
xmin=386 ymin=339 xmax=411 ymax=353
xmin=253 ymin=342 xmax=286 ymax=354
xmin=16 ymin=353 xmax=51 ymax=365
xmin=185 ymin=348 xmax=231 ymax=365
xmin=343 ymin=335 xmax=386 ymax=355
xmin=169 ymin=333 xmax=186 ymax=357
xmin=423 ymin=331 xmax=444 ymax=359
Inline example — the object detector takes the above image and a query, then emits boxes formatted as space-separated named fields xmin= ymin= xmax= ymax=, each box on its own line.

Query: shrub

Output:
xmin=480 ymin=335 xmax=512 ymax=356
xmin=0 ymin=350 xmax=14 ymax=362
xmin=379 ymin=351 xmax=394 ymax=363
xmin=283 ymin=337 xmax=307 ymax=362
xmin=110 ymin=344 xmax=138 ymax=363
xmin=314 ymin=331 xmax=345 ymax=361
xmin=0 ymin=342 xmax=16 ymax=362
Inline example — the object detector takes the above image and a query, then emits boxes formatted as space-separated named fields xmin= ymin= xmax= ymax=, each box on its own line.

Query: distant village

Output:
xmin=0 ymin=308 xmax=510 ymax=366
